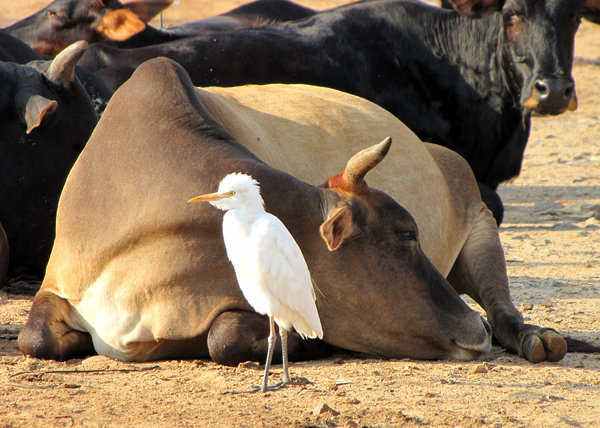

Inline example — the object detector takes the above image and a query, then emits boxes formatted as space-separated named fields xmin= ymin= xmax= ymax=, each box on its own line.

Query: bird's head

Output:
xmin=188 ymin=172 xmax=264 ymax=212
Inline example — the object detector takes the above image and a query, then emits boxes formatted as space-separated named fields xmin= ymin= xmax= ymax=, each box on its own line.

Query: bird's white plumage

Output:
xmin=208 ymin=173 xmax=323 ymax=339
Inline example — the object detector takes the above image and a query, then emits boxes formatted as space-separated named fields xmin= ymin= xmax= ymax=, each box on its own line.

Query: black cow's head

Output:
xmin=502 ymin=0 xmax=600 ymax=115
xmin=3 ymin=0 xmax=172 ymax=56
xmin=446 ymin=0 xmax=600 ymax=114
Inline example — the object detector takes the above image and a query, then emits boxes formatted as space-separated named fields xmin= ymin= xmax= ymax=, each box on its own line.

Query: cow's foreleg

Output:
xmin=18 ymin=291 xmax=95 ymax=360
xmin=447 ymin=208 xmax=567 ymax=363
xmin=207 ymin=310 xmax=332 ymax=366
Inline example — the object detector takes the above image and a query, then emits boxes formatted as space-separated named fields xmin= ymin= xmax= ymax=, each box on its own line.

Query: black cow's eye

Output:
xmin=46 ymin=10 xmax=68 ymax=22
xmin=503 ymin=8 xmax=523 ymax=24
xmin=396 ymin=230 xmax=416 ymax=241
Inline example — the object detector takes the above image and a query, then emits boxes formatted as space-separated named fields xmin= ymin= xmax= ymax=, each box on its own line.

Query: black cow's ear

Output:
xmin=582 ymin=0 xmax=600 ymax=24
xmin=24 ymin=95 xmax=58 ymax=134
xmin=95 ymin=9 xmax=146 ymax=41
xmin=320 ymin=205 xmax=355 ymax=251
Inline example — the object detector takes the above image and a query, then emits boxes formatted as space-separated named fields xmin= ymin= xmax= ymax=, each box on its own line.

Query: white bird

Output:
xmin=189 ymin=173 xmax=323 ymax=393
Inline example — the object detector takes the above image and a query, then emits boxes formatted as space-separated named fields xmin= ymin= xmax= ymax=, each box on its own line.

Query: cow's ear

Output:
xmin=95 ymin=9 xmax=146 ymax=41
xmin=582 ymin=0 xmax=600 ymax=24
xmin=320 ymin=205 xmax=355 ymax=251
xmin=24 ymin=95 xmax=58 ymax=134
xmin=445 ymin=0 xmax=504 ymax=18
xmin=122 ymin=0 xmax=174 ymax=23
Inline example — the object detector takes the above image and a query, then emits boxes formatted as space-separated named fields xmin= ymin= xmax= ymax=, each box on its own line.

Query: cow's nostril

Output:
xmin=532 ymin=78 xmax=576 ymax=112
xmin=564 ymin=84 xmax=574 ymax=98
xmin=534 ymin=80 xmax=549 ymax=96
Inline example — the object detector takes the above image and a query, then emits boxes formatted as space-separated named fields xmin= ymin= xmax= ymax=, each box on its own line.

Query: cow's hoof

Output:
xmin=519 ymin=328 xmax=567 ymax=363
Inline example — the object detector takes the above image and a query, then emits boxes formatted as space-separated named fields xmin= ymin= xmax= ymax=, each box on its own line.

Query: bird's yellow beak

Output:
xmin=188 ymin=192 xmax=232 ymax=203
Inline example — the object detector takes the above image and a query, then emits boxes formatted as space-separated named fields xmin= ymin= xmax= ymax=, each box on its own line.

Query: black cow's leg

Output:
xmin=0 ymin=222 xmax=8 ymax=283
xmin=477 ymin=182 xmax=504 ymax=226
xmin=207 ymin=310 xmax=332 ymax=366
xmin=447 ymin=208 xmax=567 ymax=363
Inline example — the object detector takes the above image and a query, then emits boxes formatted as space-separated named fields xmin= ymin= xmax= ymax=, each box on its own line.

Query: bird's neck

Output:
xmin=226 ymin=204 xmax=265 ymax=223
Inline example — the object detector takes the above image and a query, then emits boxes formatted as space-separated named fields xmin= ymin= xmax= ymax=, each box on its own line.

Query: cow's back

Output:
xmin=197 ymin=84 xmax=482 ymax=275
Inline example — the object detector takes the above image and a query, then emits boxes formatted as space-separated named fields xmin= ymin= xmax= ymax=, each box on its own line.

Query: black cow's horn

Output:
xmin=46 ymin=41 xmax=89 ymax=87
xmin=343 ymin=136 xmax=392 ymax=188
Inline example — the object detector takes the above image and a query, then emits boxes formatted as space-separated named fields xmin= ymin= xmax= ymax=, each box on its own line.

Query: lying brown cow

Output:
xmin=19 ymin=58 xmax=568 ymax=364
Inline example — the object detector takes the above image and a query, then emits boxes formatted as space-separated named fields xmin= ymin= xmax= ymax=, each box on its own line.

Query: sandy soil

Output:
xmin=1 ymin=1 xmax=600 ymax=427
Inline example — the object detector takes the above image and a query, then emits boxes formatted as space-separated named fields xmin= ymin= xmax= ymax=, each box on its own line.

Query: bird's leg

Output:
xmin=280 ymin=327 xmax=314 ymax=388
xmin=260 ymin=316 xmax=277 ymax=393
xmin=222 ymin=316 xmax=278 ymax=395
xmin=280 ymin=328 xmax=291 ymax=385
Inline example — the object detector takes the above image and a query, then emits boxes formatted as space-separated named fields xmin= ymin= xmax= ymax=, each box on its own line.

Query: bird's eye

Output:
xmin=229 ymin=191 xmax=236 ymax=196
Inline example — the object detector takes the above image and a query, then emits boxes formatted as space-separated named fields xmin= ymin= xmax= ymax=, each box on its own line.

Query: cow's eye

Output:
xmin=396 ymin=230 xmax=416 ymax=241
xmin=504 ymin=8 xmax=523 ymax=24
xmin=46 ymin=10 xmax=68 ymax=22
xmin=507 ymin=10 xmax=524 ymax=24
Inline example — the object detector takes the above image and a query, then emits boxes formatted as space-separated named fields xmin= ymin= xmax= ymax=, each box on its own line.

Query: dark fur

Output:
xmin=0 ymin=36 xmax=112 ymax=279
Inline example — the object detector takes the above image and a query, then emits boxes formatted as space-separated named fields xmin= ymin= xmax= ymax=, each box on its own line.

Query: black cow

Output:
xmin=79 ymin=0 xmax=600 ymax=224
xmin=2 ymin=0 xmax=172 ymax=56
xmin=0 ymin=41 xmax=106 ymax=281
xmin=4 ymin=0 xmax=316 ymax=55
xmin=0 ymin=30 xmax=41 ymax=63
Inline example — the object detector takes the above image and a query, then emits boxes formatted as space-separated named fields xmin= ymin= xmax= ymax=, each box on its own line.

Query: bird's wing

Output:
xmin=253 ymin=214 xmax=323 ymax=339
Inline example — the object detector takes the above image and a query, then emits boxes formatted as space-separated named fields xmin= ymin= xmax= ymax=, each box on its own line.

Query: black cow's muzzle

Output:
xmin=524 ymin=77 xmax=578 ymax=115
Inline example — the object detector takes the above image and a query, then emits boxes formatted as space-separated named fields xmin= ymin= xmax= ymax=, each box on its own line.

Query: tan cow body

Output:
xmin=19 ymin=58 xmax=566 ymax=364
xmin=197 ymin=84 xmax=469 ymax=276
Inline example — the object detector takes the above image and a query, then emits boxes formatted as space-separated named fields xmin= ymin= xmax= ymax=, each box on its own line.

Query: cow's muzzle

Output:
xmin=523 ymin=77 xmax=577 ymax=115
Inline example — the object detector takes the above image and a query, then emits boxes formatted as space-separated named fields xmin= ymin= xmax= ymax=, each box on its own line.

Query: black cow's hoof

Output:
xmin=519 ymin=328 xmax=567 ymax=363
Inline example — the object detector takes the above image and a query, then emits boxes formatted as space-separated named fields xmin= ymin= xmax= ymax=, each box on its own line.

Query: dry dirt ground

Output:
xmin=1 ymin=1 xmax=600 ymax=427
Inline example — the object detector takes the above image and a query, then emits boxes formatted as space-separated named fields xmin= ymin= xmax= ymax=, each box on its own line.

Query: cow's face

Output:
xmin=500 ymin=0 xmax=588 ymax=115
xmin=3 ymin=0 xmax=152 ymax=56
xmin=315 ymin=139 xmax=492 ymax=360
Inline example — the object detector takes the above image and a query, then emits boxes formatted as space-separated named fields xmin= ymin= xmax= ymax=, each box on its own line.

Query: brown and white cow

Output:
xmin=19 ymin=58 xmax=568 ymax=364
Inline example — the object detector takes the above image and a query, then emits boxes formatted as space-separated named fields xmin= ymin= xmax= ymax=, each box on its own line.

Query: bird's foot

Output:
xmin=285 ymin=376 xmax=314 ymax=387
xmin=222 ymin=377 xmax=314 ymax=394
xmin=222 ymin=381 xmax=285 ymax=395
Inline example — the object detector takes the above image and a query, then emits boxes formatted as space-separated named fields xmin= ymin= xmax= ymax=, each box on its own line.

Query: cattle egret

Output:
xmin=189 ymin=173 xmax=323 ymax=392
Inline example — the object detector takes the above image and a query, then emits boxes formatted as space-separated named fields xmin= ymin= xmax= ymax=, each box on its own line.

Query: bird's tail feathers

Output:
xmin=278 ymin=309 xmax=323 ymax=340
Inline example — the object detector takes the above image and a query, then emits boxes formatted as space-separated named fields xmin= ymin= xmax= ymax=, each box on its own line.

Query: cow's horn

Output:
xmin=46 ymin=41 xmax=89 ymax=87
xmin=342 ymin=137 xmax=392 ymax=189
